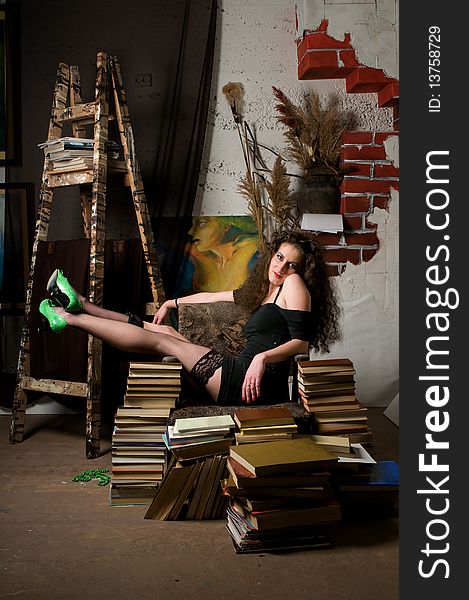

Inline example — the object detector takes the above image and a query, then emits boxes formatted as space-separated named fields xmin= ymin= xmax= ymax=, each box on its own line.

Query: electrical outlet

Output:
xmin=134 ymin=73 xmax=152 ymax=88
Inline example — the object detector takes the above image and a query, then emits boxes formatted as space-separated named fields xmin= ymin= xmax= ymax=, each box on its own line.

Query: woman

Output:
xmin=39 ymin=230 xmax=341 ymax=405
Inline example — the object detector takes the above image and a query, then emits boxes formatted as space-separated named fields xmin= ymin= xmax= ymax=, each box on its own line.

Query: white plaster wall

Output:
xmin=196 ymin=0 xmax=399 ymax=407
xmin=195 ymin=0 xmax=394 ymax=216
xmin=328 ymin=187 xmax=399 ymax=406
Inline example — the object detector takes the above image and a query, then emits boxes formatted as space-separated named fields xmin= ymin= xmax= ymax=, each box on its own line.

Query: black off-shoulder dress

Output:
xmin=216 ymin=292 xmax=313 ymax=406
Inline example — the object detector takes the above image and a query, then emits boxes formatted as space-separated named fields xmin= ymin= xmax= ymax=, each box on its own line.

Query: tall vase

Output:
xmin=297 ymin=167 xmax=342 ymax=215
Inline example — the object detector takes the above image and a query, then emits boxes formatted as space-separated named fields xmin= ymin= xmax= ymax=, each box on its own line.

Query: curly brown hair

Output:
xmin=234 ymin=230 xmax=342 ymax=353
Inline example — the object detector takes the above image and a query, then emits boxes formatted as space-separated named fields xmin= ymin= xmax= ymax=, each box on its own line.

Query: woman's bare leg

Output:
xmin=54 ymin=308 xmax=221 ymax=401
xmin=78 ymin=294 xmax=129 ymax=323
xmin=78 ymin=294 xmax=189 ymax=342
xmin=143 ymin=322 xmax=189 ymax=342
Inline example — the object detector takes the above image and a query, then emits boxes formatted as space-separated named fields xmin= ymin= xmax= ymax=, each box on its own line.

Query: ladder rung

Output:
xmin=52 ymin=102 xmax=96 ymax=123
xmin=47 ymin=170 xmax=94 ymax=188
xmin=52 ymin=103 xmax=116 ymax=124
xmin=0 ymin=302 xmax=25 ymax=310
xmin=46 ymin=161 xmax=128 ymax=188
xmin=21 ymin=376 xmax=87 ymax=397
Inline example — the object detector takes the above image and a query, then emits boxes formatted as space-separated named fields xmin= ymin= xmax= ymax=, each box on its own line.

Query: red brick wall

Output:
xmin=297 ymin=19 xmax=399 ymax=275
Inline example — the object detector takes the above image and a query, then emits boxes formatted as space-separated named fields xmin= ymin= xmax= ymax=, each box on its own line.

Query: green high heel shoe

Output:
xmin=39 ymin=299 xmax=69 ymax=333
xmin=46 ymin=269 xmax=82 ymax=312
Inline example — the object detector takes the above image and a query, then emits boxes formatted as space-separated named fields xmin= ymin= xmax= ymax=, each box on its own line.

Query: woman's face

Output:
xmin=188 ymin=217 xmax=228 ymax=252
xmin=268 ymin=242 xmax=304 ymax=286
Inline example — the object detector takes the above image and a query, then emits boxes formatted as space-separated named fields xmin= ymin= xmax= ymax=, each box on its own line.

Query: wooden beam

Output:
xmin=20 ymin=377 xmax=87 ymax=397
xmin=52 ymin=101 xmax=95 ymax=123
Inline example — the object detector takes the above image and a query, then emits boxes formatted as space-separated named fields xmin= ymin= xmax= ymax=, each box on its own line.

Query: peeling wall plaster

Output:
xmin=329 ymin=191 xmax=399 ymax=406
xmin=384 ymin=134 xmax=399 ymax=167
xmin=296 ymin=0 xmax=399 ymax=78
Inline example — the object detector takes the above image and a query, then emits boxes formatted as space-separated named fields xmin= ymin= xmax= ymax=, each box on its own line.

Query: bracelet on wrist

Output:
xmin=174 ymin=298 xmax=179 ymax=308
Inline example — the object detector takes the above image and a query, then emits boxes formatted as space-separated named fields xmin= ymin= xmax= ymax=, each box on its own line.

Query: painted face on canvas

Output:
xmin=268 ymin=243 xmax=304 ymax=286
xmin=188 ymin=217 xmax=229 ymax=252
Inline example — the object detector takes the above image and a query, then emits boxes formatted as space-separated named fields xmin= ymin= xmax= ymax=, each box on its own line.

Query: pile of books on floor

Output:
xmin=110 ymin=406 xmax=170 ymax=507
xmin=310 ymin=433 xmax=378 ymax=468
xmin=109 ymin=361 xmax=182 ymax=507
xmin=309 ymin=434 xmax=398 ymax=512
xmin=144 ymin=415 xmax=236 ymax=520
xmin=39 ymin=136 xmax=121 ymax=173
xmin=124 ymin=361 xmax=182 ymax=409
xmin=233 ymin=406 xmax=298 ymax=444
xmin=144 ymin=454 xmax=229 ymax=521
xmin=310 ymin=433 xmax=352 ymax=456
xmin=334 ymin=459 xmax=400 ymax=513
xmin=223 ymin=437 xmax=342 ymax=553
xmin=163 ymin=414 xmax=235 ymax=462
xmin=297 ymin=358 xmax=373 ymax=447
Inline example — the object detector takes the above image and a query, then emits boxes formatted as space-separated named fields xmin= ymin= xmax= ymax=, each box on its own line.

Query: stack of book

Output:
xmin=110 ymin=406 xmax=170 ymax=507
xmin=39 ymin=136 xmax=121 ymax=173
xmin=144 ymin=415 xmax=237 ymax=520
xmin=124 ymin=361 xmax=182 ymax=409
xmin=163 ymin=415 xmax=235 ymax=462
xmin=335 ymin=460 xmax=399 ymax=512
xmin=309 ymin=435 xmax=379 ymax=481
xmin=307 ymin=437 xmax=397 ymax=512
xmin=310 ymin=433 xmax=352 ymax=456
xmin=233 ymin=406 xmax=298 ymax=444
xmin=223 ymin=437 xmax=342 ymax=553
xmin=297 ymin=358 xmax=373 ymax=446
xmin=144 ymin=454 xmax=229 ymax=521
xmin=145 ymin=415 xmax=235 ymax=521
xmin=110 ymin=362 xmax=184 ymax=506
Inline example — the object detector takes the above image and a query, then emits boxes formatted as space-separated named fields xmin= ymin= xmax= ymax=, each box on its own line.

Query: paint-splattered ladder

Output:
xmin=9 ymin=52 xmax=165 ymax=458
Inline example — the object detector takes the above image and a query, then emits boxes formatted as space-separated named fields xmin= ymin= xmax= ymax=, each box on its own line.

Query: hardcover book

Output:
xmin=226 ymin=456 xmax=331 ymax=488
xmin=233 ymin=406 xmax=295 ymax=428
xmin=175 ymin=415 xmax=235 ymax=433
xmin=230 ymin=498 xmax=341 ymax=531
xmin=229 ymin=438 xmax=338 ymax=477
xmin=297 ymin=358 xmax=354 ymax=373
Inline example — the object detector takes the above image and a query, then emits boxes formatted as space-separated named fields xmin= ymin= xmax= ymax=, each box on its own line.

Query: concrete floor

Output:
xmin=0 ymin=408 xmax=398 ymax=600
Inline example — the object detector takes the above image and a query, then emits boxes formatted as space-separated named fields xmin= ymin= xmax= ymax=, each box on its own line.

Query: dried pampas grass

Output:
xmin=272 ymin=86 xmax=352 ymax=173
xmin=224 ymin=83 xmax=351 ymax=241
xmin=238 ymin=170 xmax=266 ymax=251
xmin=262 ymin=156 xmax=297 ymax=231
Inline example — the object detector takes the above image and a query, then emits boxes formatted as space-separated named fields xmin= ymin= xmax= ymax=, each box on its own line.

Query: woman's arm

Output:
xmin=242 ymin=338 xmax=308 ymax=404
xmin=153 ymin=290 xmax=234 ymax=324
xmin=258 ymin=339 xmax=309 ymax=363
xmin=177 ymin=290 xmax=234 ymax=306
xmin=242 ymin=274 xmax=311 ymax=403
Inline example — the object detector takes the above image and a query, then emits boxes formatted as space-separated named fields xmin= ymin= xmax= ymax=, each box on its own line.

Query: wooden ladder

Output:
xmin=9 ymin=52 xmax=165 ymax=458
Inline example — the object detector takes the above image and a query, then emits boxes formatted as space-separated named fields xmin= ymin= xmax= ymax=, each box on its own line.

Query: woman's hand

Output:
xmin=242 ymin=353 xmax=267 ymax=404
xmin=153 ymin=300 xmax=174 ymax=325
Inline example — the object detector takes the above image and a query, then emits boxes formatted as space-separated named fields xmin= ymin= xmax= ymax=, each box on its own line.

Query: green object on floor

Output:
xmin=72 ymin=469 xmax=111 ymax=486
